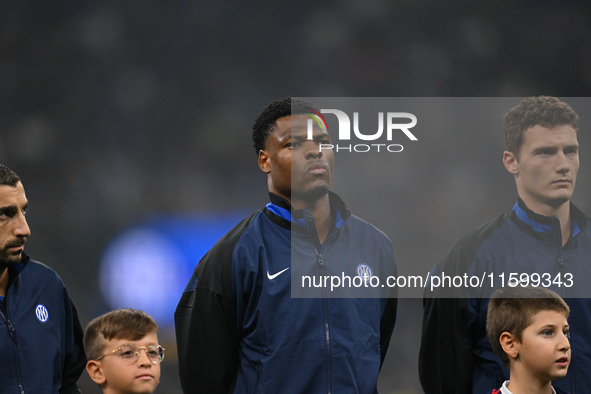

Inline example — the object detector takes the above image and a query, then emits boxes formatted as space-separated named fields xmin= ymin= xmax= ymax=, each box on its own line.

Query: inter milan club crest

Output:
xmin=35 ymin=303 xmax=49 ymax=323
xmin=356 ymin=263 xmax=373 ymax=283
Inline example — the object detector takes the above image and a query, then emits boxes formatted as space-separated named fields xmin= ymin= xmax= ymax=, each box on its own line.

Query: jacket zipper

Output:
xmin=1 ymin=302 xmax=25 ymax=394
xmin=303 ymin=210 xmax=335 ymax=394
xmin=318 ymin=254 xmax=332 ymax=394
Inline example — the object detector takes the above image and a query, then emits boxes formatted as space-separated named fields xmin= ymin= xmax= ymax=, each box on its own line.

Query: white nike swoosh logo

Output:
xmin=267 ymin=267 xmax=290 ymax=280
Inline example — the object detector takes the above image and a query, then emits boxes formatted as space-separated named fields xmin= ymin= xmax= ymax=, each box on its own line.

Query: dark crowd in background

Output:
xmin=2 ymin=1 xmax=591 ymax=392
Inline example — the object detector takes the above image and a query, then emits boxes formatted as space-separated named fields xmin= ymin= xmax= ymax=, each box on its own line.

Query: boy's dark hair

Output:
xmin=83 ymin=308 xmax=158 ymax=361
xmin=504 ymin=96 xmax=579 ymax=157
xmin=251 ymin=97 xmax=318 ymax=153
xmin=486 ymin=286 xmax=570 ymax=368
xmin=0 ymin=164 xmax=21 ymax=186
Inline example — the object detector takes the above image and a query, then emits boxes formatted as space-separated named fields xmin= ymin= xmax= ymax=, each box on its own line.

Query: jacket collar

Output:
xmin=3 ymin=253 xmax=29 ymax=293
xmin=511 ymin=197 xmax=588 ymax=242
xmin=264 ymin=191 xmax=350 ymax=232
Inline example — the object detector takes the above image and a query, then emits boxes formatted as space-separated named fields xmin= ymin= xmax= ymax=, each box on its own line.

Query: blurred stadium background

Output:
xmin=2 ymin=1 xmax=591 ymax=393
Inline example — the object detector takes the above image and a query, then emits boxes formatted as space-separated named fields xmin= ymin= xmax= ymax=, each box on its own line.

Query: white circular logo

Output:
xmin=35 ymin=304 xmax=49 ymax=323
xmin=356 ymin=263 xmax=373 ymax=282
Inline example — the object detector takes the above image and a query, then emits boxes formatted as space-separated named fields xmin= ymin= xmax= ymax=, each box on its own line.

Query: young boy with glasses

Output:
xmin=84 ymin=308 xmax=164 ymax=394
xmin=486 ymin=286 xmax=571 ymax=394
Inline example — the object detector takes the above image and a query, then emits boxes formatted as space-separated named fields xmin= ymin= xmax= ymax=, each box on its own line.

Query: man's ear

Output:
xmin=503 ymin=151 xmax=519 ymax=175
xmin=258 ymin=150 xmax=271 ymax=174
xmin=500 ymin=331 xmax=519 ymax=360
xmin=86 ymin=360 xmax=106 ymax=385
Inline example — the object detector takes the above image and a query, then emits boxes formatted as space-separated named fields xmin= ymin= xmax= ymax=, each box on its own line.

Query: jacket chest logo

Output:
xmin=356 ymin=263 xmax=373 ymax=282
xmin=267 ymin=267 xmax=290 ymax=280
xmin=35 ymin=303 xmax=49 ymax=323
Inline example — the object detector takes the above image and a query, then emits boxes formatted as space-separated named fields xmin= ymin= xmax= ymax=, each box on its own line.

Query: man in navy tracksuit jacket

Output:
xmin=419 ymin=96 xmax=591 ymax=394
xmin=175 ymin=98 xmax=397 ymax=393
xmin=0 ymin=164 xmax=86 ymax=393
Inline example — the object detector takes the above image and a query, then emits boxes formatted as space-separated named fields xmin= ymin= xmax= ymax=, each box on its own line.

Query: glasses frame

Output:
xmin=96 ymin=343 xmax=165 ymax=364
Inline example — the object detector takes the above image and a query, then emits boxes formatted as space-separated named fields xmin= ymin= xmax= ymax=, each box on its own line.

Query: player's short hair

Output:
xmin=83 ymin=308 xmax=158 ymax=361
xmin=0 ymin=164 xmax=21 ymax=186
xmin=504 ymin=96 xmax=579 ymax=157
xmin=486 ymin=286 xmax=570 ymax=368
xmin=252 ymin=97 xmax=318 ymax=154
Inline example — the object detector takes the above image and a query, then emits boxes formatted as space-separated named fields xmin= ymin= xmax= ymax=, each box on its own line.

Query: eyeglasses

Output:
xmin=96 ymin=343 xmax=165 ymax=364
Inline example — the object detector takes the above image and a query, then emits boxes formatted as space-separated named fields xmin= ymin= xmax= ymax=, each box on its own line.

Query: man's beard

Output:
xmin=0 ymin=248 xmax=24 ymax=270
xmin=0 ymin=258 xmax=20 ymax=270
xmin=0 ymin=240 xmax=26 ymax=270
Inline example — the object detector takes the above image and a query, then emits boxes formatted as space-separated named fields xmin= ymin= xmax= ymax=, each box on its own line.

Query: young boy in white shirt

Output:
xmin=486 ymin=286 xmax=570 ymax=394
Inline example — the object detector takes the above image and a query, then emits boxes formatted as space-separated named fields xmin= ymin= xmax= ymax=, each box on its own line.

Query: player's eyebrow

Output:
xmin=0 ymin=205 xmax=18 ymax=215
xmin=0 ymin=201 xmax=28 ymax=213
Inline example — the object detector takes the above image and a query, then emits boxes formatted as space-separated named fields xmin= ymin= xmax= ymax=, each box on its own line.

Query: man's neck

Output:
xmin=506 ymin=373 xmax=554 ymax=394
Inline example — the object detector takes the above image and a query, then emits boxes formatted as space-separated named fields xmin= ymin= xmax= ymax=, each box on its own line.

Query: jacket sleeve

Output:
xmin=419 ymin=295 xmax=473 ymax=394
xmin=418 ymin=216 xmax=505 ymax=394
xmin=379 ymin=246 xmax=397 ymax=368
xmin=175 ymin=286 xmax=238 ymax=393
xmin=175 ymin=216 xmax=253 ymax=394
xmin=379 ymin=296 xmax=397 ymax=367
xmin=59 ymin=298 xmax=86 ymax=394
xmin=418 ymin=233 xmax=483 ymax=394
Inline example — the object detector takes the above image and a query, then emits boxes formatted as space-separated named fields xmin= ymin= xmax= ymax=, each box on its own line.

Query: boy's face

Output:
xmin=515 ymin=310 xmax=570 ymax=382
xmin=87 ymin=332 xmax=161 ymax=394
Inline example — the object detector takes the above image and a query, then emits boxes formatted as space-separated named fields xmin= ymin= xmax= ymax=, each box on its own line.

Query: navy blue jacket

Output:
xmin=420 ymin=199 xmax=591 ymax=394
xmin=175 ymin=192 xmax=397 ymax=393
xmin=0 ymin=254 xmax=86 ymax=394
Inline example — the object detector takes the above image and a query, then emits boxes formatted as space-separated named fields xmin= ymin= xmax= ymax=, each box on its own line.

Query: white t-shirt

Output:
xmin=498 ymin=380 xmax=557 ymax=394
